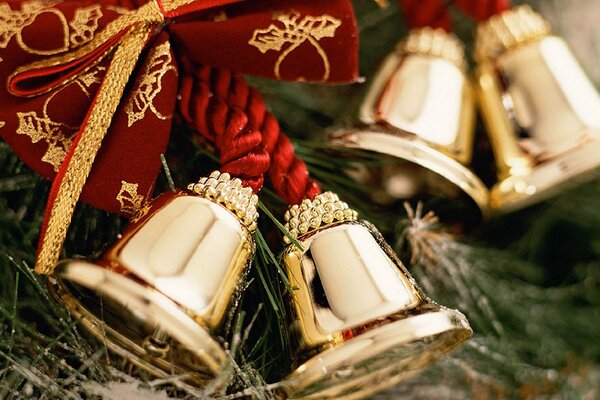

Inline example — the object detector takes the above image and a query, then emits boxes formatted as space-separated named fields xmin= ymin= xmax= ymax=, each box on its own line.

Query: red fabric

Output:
xmin=453 ymin=0 xmax=510 ymax=21
xmin=399 ymin=0 xmax=451 ymax=31
xmin=398 ymin=0 xmax=510 ymax=30
xmin=0 ymin=0 xmax=357 ymax=215
xmin=178 ymin=61 xmax=321 ymax=205
xmin=9 ymin=25 xmax=130 ymax=97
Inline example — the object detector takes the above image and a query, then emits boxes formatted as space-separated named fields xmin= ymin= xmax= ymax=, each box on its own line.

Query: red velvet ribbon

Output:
xmin=0 ymin=0 xmax=358 ymax=217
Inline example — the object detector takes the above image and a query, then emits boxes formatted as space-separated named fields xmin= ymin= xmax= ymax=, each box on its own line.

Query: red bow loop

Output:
xmin=8 ymin=24 xmax=132 ymax=97
xmin=0 ymin=0 xmax=359 ymax=274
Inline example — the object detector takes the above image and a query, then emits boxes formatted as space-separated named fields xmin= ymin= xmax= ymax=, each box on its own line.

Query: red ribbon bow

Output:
xmin=0 ymin=0 xmax=358 ymax=273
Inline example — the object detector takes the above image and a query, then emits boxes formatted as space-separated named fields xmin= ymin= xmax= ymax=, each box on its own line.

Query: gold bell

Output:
xmin=279 ymin=192 xmax=472 ymax=400
xmin=475 ymin=5 xmax=600 ymax=213
xmin=48 ymin=171 xmax=258 ymax=384
xmin=332 ymin=28 xmax=489 ymax=216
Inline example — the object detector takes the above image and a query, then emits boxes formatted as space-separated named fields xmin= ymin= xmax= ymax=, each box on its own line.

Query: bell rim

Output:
xmin=280 ymin=307 xmax=472 ymax=400
xmin=47 ymin=259 xmax=228 ymax=385
xmin=491 ymin=139 xmax=600 ymax=214
xmin=331 ymin=129 xmax=491 ymax=218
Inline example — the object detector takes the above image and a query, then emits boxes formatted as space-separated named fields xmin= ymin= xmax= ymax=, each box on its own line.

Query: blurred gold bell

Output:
xmin=332 ymin=27 xmax=489 ymax=216
xmin=279 ymin=192 xmax=472 ymax=400
xmin=48 ymin=171 xmax=258 ymax=384
xmin=475 ymin=5 xmax=600 ymax=213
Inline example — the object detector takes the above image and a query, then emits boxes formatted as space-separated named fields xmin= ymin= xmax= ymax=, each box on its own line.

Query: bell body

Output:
xmin=360 ymin=42 xmax=473 ymax=162
xmin=104 ymin=191 xmax=253 ymax=329
xmin=49 ymin=172 xmax=258 ymax=384
xmin=476 ymin=6 xmax=600 ymax=213
xmin=333 ymin=28 xmax=489 ymax=215
xmin=280 ymin=193 xmax=471 ymax=400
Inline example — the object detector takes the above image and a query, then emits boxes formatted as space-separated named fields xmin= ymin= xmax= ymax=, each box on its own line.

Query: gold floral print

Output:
xmin=16 ymin=68 xmax=103 ymax=171
xmin=0 ymin=1 xmax=102 ymax=57
xmin=125 ymin=41 xmax=177 ymax=127
xmin=117 ymin=180 xmax=150 ymax=219
xmin=248 ymin=11 xmax=341 ymax=81
xmin=69 ymin=5 xmax=103 ymax=48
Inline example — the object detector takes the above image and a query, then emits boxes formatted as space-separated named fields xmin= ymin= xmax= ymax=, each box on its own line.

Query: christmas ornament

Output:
xmin=0 ymin=0 xmax=359 ymax=274
xmin=2 ymin=0 xmax=472 ymax=392
xmin=475 ymin=5 xmax=600 ymax=213
xmin=48 ymin=171 xmax=258 ymax=383
xmin=331 ymin=2 xmax=489 ymax=216
xmin=279 ymin=192 xmax=471 ymax=400
xmin=177 ymin=59 xmax=472 ymax=398
xmin=334 ymin=0 xmax=600 ymax=217
xmin=45 ymin=37 xmax=350 ymax=383
xmin=48 ymin=58 xmax=472 ymax=394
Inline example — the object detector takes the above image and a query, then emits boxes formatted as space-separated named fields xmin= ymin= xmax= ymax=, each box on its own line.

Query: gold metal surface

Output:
xmin=279 ymin=197 xmax=472 ymax=399
xmin=399 ymin=27 xmax=466 ymax=69
xmin=359 ymin=28 xmax=473 ymax=161
xmin=104 ymin=191 xmax=255 ymax=329
xmin=475 ymin=5 xmax=550 ymax=61
xmin=333 ymin=130 xmax=490 ymax=215
xmin=284 ymin=192 xmax=358 ymax=242
xmin=332 ymin=28 xmax=488 ymax=215
xmin=49 ymin=172 xmax=258 ymax=382
xmin=475 ymin=7 xmax=600 ymax=214
xmin=187 ymin=171 xmax=259 ymax=232
xmin=48 ymin=263 xmax=225 ymax=385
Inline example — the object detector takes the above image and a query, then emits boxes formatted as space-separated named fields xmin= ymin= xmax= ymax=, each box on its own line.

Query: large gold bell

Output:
xmin=48 ymin=171 xmax=258 ymax=384
xmin=476 ymin=5 xmax=600 ymax=213
xmin=279 ymin=192 xmax=472 ymax=400
xmin=332 ymin=27 xmax=489 ymax=216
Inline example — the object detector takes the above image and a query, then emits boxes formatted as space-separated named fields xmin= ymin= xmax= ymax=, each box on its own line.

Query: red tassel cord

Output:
xmin=453 ymin=0 xmax=510 ymax=21
xmin=177 ymin=60 xmax=321 ymax=206
xmin=398 ymin=0 xmax=452 ymax=31
xmin=398 ymin=0 xmax=510 ymax=30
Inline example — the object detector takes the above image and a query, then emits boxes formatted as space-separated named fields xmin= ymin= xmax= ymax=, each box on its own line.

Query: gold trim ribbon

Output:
xmin=24 ymin=1 xmax=166 ymax=274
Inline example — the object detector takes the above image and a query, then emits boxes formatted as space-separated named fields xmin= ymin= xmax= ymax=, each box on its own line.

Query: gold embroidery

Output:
xmin=0 ymin=1 xmax=102 ymax=55
xmin=117 ymin=181 xmax=144 ymax=213
xmin=35 ymin=17 xmax=159 ymax=274
xmin=16 ymin=68 xmax=103 ymax=171
xmin=125 ymin=41 xmax=177 ymax=127
xmin=159 ymin=0 xmax=198 ymax=13
xmin=105 ymin=5 xmax=129 ymax=15
xmin=0 ymin=121 xmax=5 ymax=128
xmin=248 ymin=11 xmax=341 ymax=81
xmin=17 ymin=110 xmax=75 ymax=170
xmin=117 ymin=180 xmax=150 ymax=220
xmin=69 ymin=5 xmax=103 ymax=47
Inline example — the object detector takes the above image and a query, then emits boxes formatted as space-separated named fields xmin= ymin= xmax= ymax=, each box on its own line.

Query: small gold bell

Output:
xmin=475 ymin=5 xmax=600 ymax=213
xmin=279 ymin=192 xmax=472 ymax=400
xmin=332 ymin=27 xmax=489 ymax=216
xmin=48 ymin=171 xmax=258 ymax=384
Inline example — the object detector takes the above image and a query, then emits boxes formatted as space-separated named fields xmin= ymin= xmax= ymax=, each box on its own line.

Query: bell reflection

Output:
xmin=332 ymin=27 xmax=489 ymax=216
xmin=295 ymin=222 xmax=420 ymax=336
xmin=48 ymin=171 xmax=258 ymax=384
xmin=476 ymin=5 xmax=600 ymax=213
xmin=108 ymin=191 xmax=252 ymax=328
xmin=280 ymin=192 xmax=471 ymax=400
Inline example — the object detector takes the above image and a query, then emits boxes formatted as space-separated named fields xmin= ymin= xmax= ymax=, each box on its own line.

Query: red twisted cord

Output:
xmin=398 ymin=0 xmax=510 ymax=30
xmin=453 ymin=0 xmax=510 ymax=21
xmin=177 ymin=60 xmax=321 ymax=205
xmin=399 ymin=0 xmax=452 ymax=31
